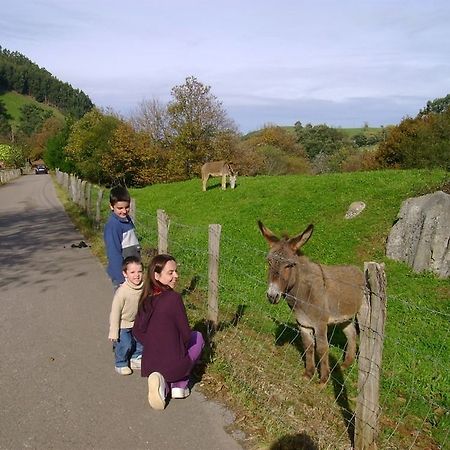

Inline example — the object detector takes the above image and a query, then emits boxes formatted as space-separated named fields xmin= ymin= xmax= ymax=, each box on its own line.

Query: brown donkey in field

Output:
xmin=201 ymin=161 xmax=237 ymax=191
xmin=258 ymin=221 xmax=364 ymax=383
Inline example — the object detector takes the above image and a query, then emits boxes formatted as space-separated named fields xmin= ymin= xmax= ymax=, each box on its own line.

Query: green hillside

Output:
xmin=0 ymin=91 xmax=65 ymax=129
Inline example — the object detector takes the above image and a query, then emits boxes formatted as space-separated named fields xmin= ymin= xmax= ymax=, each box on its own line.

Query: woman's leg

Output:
xmin=171 ymin=331 xmax=205 ymax=391
xmin=187 ymin=330 xmax=205 ymax=363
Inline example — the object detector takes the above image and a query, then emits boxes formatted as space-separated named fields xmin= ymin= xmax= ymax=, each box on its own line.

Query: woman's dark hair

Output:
xmin=138 ymin=254 xmax=176 ymax=312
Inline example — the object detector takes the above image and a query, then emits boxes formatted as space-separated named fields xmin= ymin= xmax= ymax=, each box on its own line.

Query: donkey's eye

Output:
xmin=285 ymin=262 xmax=296 ymax=268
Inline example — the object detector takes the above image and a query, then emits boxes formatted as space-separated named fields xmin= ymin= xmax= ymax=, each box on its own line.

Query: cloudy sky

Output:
xmin=1 ymin=0 xmax=449 ymax=132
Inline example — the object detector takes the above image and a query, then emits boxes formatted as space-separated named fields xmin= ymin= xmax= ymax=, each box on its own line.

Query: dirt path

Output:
xmin=0 ymin=174 xmax=242 ymax=450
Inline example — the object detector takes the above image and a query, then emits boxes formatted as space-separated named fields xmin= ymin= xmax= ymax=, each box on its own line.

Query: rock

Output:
xmin=345 ymin=201 xmax=366 ymax=219
xmin=386 ymin=191 xmax=450 ymax=278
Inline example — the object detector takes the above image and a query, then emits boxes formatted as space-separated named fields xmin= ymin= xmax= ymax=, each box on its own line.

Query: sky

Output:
xmin=1 ymin=0 xmax=450 ymax=133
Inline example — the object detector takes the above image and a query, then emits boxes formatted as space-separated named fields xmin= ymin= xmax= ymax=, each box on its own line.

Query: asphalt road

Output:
xmin=0 ymin=174 xmax=242 ymax=450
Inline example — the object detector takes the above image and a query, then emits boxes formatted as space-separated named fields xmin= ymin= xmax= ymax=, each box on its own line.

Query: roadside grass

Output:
xmin=55 ymin=169 xmax=449 ymax=449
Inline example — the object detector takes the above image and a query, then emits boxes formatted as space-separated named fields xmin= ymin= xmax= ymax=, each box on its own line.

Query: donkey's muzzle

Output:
xmin=267 ymin=284 xmax=282 ymax=304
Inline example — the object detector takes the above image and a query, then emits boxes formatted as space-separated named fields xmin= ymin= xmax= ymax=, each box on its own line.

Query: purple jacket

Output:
xmin=132 ymin=290 xmax=192 ymax=381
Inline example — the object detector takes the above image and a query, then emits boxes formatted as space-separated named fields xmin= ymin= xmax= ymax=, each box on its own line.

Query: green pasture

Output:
xmin=124 ymin=169 xmax=449 ymax=448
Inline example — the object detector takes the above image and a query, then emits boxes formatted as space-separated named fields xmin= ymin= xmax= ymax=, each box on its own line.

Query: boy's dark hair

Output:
xmin=110 ymin=186 xmax=130 ymax=206
xmin=122 ymin=255 xmax=142 ymax=271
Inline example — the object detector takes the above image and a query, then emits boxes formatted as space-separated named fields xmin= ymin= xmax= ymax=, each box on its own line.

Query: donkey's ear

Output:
xmin=289 ymin=224 xmax=314 ymax=252
xmin=258 ymin=220 xmax=279 ymax=245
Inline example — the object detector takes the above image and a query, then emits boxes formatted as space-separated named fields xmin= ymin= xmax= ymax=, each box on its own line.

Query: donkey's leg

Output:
xmin=299 ymin=325 xmax=315 ymax=379
xmin=221 ymin=174 xmax=226 ymax=190
xmin=341 ymin=321 xmax=357 ymax=369
xmin=315 ymin=324 xmax=330 ymax=383
xmin=202 ymin=176 xmax=208 ymax=191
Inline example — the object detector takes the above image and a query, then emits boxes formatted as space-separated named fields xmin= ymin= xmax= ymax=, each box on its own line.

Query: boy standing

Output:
xmin=109 ymin=256 xmax=144 ymax=375
xmin=104 ymin=186 xmax=141 ymax=289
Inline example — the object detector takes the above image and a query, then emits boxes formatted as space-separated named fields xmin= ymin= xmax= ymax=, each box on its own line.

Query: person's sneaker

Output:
xmin=115 ymin=366 xmax=132 ymax=375
xmin=171 ymin=387 xmax=190 ymax=399
xmin=130 ymin=357 xmax=141 ymax=370
xmin=148 ymin=372 xmax=166 ymax=410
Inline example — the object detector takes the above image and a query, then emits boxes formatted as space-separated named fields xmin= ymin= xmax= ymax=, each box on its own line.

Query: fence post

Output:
xmin=129 ymin=197 xmax=136 ymax=224
xmin=207 ymin=224 xmax=221 ymax=332
xmin=76 ymin=178 xmax=82 ymax=205
xmin=80 ymin=180 xmax=87 ymax=209
xmin=64 ymin=172 xmax=70 ymax=193
xmin=355 ymin=262 xmax=387 ymax=450
xmin=157 ymin=209 xmax=169 ymax=254
xmin=85 ymin=182 xmax=92 ymax=215
xmin=95 ymin=188 xmax=104 ymax=228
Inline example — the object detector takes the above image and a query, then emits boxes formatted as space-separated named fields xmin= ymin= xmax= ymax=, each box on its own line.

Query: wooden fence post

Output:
xmin=85 ymin=182 xmax=92 ymax=215
xmin=95 ymin=188 xmax=104 ymax=228
xmin=64 ymin=172 xmax=70 ymax=193
xmin=76 ymin=178 xmax=82 ymax=205
xmin=129 ymin=197 xmax=136 ymax=224
xmin=80 ymin=180 xmax=87 ymax=209
xmin=207 ymin=224 xmax=221 ymax=332
xmin=157 ymin=209 xmax=169 ymax=254
xmin=355 ymin=262 xmax=387 ymax=450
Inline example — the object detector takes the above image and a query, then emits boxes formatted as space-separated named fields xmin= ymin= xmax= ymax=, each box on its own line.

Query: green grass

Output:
xmin=61 ymin=169 xmax=449 ymax=448
xmin=127 ymin=169 xmax=449 ymax=448
xmin=0 ymin=91 xmax=64 ymax=128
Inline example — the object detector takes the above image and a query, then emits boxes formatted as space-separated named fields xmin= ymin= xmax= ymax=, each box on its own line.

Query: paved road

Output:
xmin=0 ymin=174 xmax=242 ymax=450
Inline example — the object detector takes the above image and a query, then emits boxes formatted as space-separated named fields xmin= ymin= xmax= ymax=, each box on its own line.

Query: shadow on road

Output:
xmin=0 ymin=207 xmax=91 ymax=290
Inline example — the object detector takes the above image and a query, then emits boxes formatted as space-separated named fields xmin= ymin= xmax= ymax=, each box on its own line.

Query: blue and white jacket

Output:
xmin=104 ymin=213 xmax=141 ymax=284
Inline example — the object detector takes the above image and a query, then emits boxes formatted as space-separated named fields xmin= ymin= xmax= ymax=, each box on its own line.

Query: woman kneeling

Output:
xmin=133 ymin=254 xmax=204 ymax=410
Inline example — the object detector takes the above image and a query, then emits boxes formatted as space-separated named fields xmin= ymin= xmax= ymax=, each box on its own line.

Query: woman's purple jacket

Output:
xmin=132 ymin=290 xmax=193 ymax=381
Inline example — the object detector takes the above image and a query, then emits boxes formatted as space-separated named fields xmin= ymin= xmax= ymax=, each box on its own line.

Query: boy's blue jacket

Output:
xmin=104 ymin=213 xmax=140 ymax=284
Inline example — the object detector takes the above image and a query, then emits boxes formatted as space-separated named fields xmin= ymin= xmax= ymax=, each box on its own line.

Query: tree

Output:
xmin=0 ymin=143 xmax=26 ymax=168
xmin=0 ymin=100 xmax=12 ymax=141
xmin=44 ymin=118 xmax=74 ymax=172
xmin=418 ymin=94 xmax=450 ymax=117
xmin=129 ymin=98 xmax=172 ymax=145
xmin=294 ymin=122 xmax=349 ymax=159
xmin=101 ymin=122 xmax=167 ymax=187
xmin=237 ymin=125 xmax=310 ymax=175
xmin=167 ymin=76 xmax=238 ymax=178
xmin=17 ymin=103 xmax=53 ymax=137
xmin=375 ymin=110 xmax=450 ymax=170
xmin=29 ymin=116 xmax=64 ymax=161
xmin=65 ymin=108 xmax=121 ymax=183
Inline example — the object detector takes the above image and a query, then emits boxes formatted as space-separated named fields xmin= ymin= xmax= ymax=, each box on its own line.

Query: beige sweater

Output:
xmin=108 ymin=279 xmax=144 ymax=340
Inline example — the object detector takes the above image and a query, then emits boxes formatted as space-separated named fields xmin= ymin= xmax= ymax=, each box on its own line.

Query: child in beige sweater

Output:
xmin=108 ymin=256 xmax=144 ymax=375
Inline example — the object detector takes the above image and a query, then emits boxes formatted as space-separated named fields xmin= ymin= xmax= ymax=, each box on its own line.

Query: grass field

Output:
xmin=59 ymin=169 xmax=449 ymax=449
xmin=0 ymin=91 xmax=64 ymax=128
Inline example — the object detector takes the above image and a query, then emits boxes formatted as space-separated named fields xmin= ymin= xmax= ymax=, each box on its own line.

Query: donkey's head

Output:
xmin=258 ymin=221 xmax=314 ymax=304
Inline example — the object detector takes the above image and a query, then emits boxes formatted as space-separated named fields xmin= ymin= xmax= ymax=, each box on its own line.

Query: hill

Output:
xmin=0 ymin=46 xmax=93 ymax=118
xmin=0 ymin=91 xmax=65 ymax=130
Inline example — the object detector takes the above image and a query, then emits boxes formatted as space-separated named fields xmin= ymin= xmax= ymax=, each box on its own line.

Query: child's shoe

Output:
xmin=171 ymin=387 xmax=190 ymax=399
xmin=148 ymin=372 xmax=166 ymax=410
xmin=130 ymin=357 xmax=142 ymax=370
xmin=115 ymin=366 xmax=132 ymax=375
